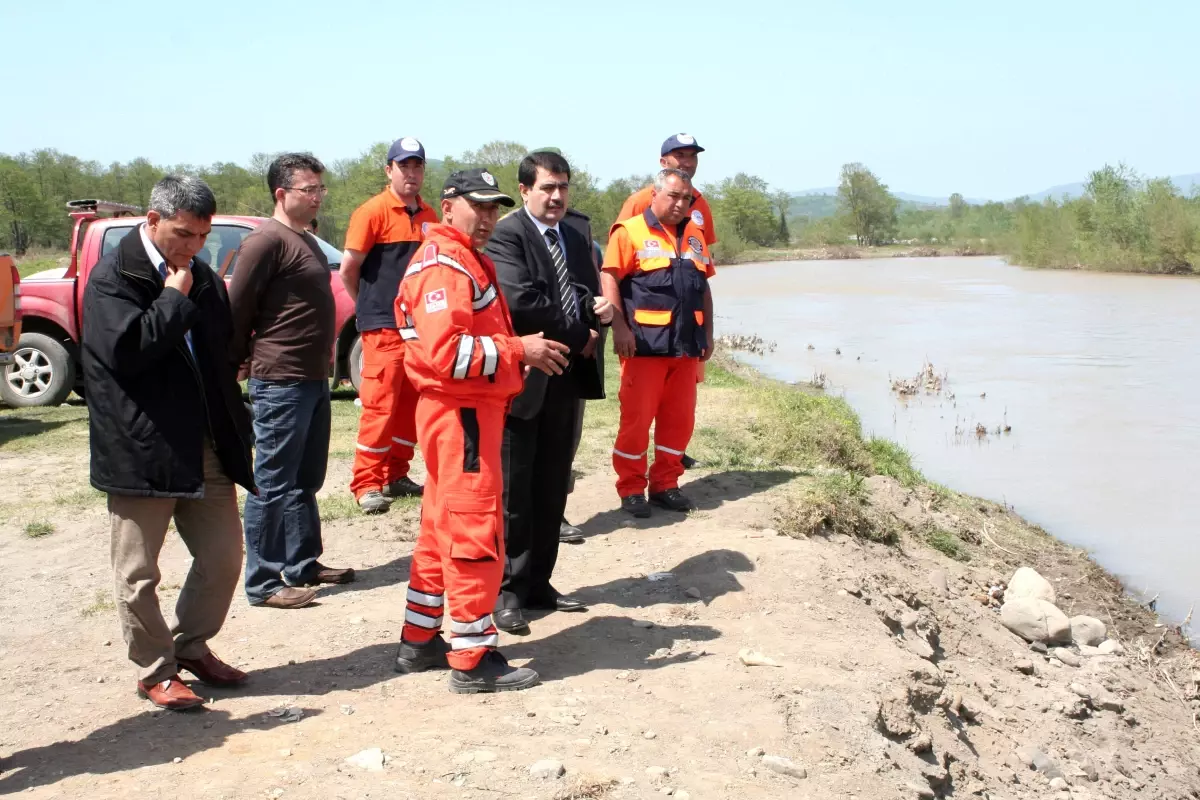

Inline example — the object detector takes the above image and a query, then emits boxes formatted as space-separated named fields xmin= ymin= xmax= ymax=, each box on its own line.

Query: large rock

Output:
xmin=1069 ymin=616 xmax=1107 ymax=647
xmin=1001 ymin=597 xmax=1071 ymax=643
xmin=1007 ymin=567 xmax=1057 ymax=604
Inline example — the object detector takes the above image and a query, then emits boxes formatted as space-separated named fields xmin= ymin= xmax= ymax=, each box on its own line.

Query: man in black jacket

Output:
xmin=82 ymin=175 xmax=256 ymax=711
xmin=485 ymin=151 xmax=614 ymax=634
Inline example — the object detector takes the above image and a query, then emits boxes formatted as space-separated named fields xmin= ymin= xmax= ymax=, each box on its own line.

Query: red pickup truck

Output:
xmin=4 ymin=200 xmax=365 ymax=408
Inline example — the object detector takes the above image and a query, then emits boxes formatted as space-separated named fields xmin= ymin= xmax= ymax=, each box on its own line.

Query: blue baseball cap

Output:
xmin=661 ymin=133 xmax=705 ymax=156
xmin=386 ymin=137 xmax=426 ymax=164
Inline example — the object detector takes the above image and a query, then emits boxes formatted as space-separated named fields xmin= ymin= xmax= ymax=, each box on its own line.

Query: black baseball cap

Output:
xmin=386 ymin=137 xmax=426 ymax=164
xmin=661 ymin=133 xmax=705 ymax=156
xmin=441 ymin=168 xmax=515 ymax=207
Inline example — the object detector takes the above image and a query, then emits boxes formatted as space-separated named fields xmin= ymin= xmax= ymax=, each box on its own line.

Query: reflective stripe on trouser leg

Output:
xmin=385 ymin=359 xmax=420 ymax=484
xmin=613 ymin=357 xmax=670 ymax=498
xmin=401 ymin=514 xmax=445 ymax=645
xmin=649 ymin=357 xmax=699 ymax=494
xmin=351 ymin=329 xmax=409 ymax=498
xmin=415 ymin=395 xmax=507 ymax=671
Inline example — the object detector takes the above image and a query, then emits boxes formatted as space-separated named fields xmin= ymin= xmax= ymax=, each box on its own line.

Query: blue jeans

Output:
xmin=243 ymin=379 xmax=330 ymax=604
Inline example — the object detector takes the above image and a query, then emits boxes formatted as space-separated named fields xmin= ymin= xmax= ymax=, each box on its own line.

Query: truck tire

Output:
xmin=0 ymin=332 xmax=76 ymax=408
xmin=348 ymin=334 xmax=363 ymax=394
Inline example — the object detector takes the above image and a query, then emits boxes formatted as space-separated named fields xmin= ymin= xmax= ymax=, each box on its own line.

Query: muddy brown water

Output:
xmin=718 ymin=256 xmax=1199 ymax=626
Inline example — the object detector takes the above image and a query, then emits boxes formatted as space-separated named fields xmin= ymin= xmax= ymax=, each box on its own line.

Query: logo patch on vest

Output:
xmin=688 ymin=236 xmax=703 ymax=254
xmin=690 ymin=210 xmax=705 ymax=227
xmin=643 ymin=239 xmax=661 ymax=250
xmin=424 ymin=288 xmax=448 ymax=313
xmin=421 ymin=222 xmax=430 ymax=236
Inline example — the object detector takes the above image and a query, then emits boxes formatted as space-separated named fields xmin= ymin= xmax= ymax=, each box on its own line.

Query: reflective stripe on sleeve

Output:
xmin=453 ymin=336 xmax=475 ymax=379
xmin=471 ymin=284 xmax=497 ymax=311
xmin=479 ymin=336 xmax=498 ymax=376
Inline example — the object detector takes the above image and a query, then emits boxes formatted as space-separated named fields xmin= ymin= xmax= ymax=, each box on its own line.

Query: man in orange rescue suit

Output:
xmin=618 ymin=133 xmax=716 ymax=471
xmin=341 ymin=137 xmax=439 ymax=514
xmin=392 ymin=168 xmax=570 ymax=693
xmin=602 ymin=169 xmax=714 ymax=518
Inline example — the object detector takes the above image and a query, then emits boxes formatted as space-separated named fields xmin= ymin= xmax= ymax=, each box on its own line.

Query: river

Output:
xmin=717 ymin=256 xmax=1198 ymax=625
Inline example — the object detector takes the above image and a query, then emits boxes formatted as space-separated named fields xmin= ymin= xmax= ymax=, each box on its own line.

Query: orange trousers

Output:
xmin=612 ymin=356 xmax=698 ymax=498
xmin=350 ymin=329 xmax=420 ymax=499
xmin=401 ymin=396 xmax=505 ymax=671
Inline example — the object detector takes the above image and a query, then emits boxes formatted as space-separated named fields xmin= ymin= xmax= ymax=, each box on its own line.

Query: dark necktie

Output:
xmin=546 ymin=229 xmax=578 ymax=319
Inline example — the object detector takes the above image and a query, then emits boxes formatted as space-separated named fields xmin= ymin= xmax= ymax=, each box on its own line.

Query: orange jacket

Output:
xmin=618 ymin=186 xmax=718 ymax=247
xmin=396 ymin=224 xmax=525 ymax=406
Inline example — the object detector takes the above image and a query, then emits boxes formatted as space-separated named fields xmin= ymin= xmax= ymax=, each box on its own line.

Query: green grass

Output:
xmin=868 ymin=437 xmax=923 ymax=487
xmin=774 ymin=472 xmax=897 ymax=544
xmin=14 ymin=250 xmax=67 ymax=279
xmin=80 ymin=589 xmax=115 ymax=618
xmin=926 ymin=527 xmax=970 ymax=561
xmin=52 ymin=486 xmax=106 ymax=509
xmin=23 ymin=520 xmax=55 ymax=538
xmin=0 ymin=405 xmax=90 ymax=454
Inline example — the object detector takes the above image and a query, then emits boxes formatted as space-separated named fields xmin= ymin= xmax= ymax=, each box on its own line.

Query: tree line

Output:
xmin=0 ymin=144 xmax=794 ymax=263
xmin=798 ymin=163 xmax=1199 ymax=274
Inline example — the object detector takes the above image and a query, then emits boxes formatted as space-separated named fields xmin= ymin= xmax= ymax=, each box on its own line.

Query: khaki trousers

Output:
xmin=108 ymin=445 xmax=244 ymax=684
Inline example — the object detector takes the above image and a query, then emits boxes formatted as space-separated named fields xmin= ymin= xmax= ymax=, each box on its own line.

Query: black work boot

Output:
xmin=681 ymin=453 xmax=699 ymax=470
xmin=394 ymin=634 xmax=450 ymax=674
xmin=621 ymin=494 xmax=651 ymax=518
xmin=383 ymin=476 xmax=424 ymax=498
xmin=449 ymin=651 xmax=539 ymax=694
xmin=649 ymin=487 xmax=695 ymax=512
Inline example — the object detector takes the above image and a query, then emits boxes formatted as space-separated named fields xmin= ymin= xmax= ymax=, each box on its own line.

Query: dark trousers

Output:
xmin=498 ymin=374 xmax=580 ymax=610
xmin=243 ymin=378 xmax=330 ymax=603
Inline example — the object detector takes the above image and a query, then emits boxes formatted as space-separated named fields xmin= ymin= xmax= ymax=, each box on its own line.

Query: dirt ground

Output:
xmin=0 ymin=381 xmax=1197 ymax=800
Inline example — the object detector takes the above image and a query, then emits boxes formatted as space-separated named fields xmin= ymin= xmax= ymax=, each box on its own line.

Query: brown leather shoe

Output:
xmin=137 ymin=677 xmax=205 ymax=710
xmin=177 ymin=652 xmax=248 ymax=687
xmin=312 ymin=564 xmax=355 ymax=585
xmin=260 ymin=586 xmax=317 ymax=609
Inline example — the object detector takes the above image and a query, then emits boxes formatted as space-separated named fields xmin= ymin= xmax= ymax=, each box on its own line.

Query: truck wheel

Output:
xmin=0 ymin=333 xmax=76 ymax=408
xmin=348 ymin=335 xmax=363 ymax=394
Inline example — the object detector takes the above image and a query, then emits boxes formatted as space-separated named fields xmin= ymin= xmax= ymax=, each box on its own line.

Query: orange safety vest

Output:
xmin=610 ymin=211 xmax=711 ymax=358
xmin=396 ymin=224 xmax=526 ymax=406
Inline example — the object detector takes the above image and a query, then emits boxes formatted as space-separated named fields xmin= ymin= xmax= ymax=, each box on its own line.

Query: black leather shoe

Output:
xmin=621 ymin=494 xmax=651 ymax=518
xmin=553 ymin=595 xmax=587 ymax=612
xmin=649 ymin=488 xmax=695 ymax=512
xmin=383 ymin=476 xmax=423 ymax=498
xmin=494 ymin=608 xmax=530 ymax=635
xmin=681 ymin=453 xmax=699 ymax=470
xmin=394 ymin=634 xmax=450 ymax=674
xmin=449 ymin=651 xmax=539 ymax=694
xmin=559 ymin=518 xmax=585 ymax=543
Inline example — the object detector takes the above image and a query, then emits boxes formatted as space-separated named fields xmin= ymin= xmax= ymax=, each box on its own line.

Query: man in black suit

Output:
xmin=486 ymin=151 xmax=613 ymax=634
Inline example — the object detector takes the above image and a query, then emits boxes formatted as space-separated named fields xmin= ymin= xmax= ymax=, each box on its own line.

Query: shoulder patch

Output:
xmin=421 ymin=241 xmax=438 ymax=264
xmin=688 ymin=236 xmax=703 ymax=254
xmin=690 ymin=209 xmax=705 ymax=227
xmin=421 ymin=222 xmax=430 ymax=236
xmin=424 ymin=288 xmax=448 ymax=314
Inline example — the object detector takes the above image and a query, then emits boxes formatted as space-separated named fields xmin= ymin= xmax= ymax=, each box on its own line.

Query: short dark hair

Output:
xmin=267 ymin=152 xmax=326 ymax=195
xmin=149 ymin=175 xmax=217 ymax=220
xmin=518 ymin=151 xmax=571 ymax=188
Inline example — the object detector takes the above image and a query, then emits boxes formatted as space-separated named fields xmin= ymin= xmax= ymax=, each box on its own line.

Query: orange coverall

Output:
xmin=395 ymin=224 xmax=526 ymax=670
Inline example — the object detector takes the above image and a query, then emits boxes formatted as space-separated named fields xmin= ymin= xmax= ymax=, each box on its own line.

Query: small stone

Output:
xmin=1069 ymin=615 xmax=1107 ymax=647
xmin=652 ymin=647 xmax=671 ymax=658
xmin=675 ymin=792 xmax=691 ymax=800
xmin=96 ymin=676 xmax=105 ymax=683
xmin=747 ymin=746 xmax=765 ymax=757
xmin=900 ymin=611 xmax=921 ymax=630
xmin=596 ymin=725 xmax=609 ymax=735
xmin=646 ymin=766 xmax=670 ymax=781
xmin=908 ymin=733 xmax=933 ymax=754
xmin=280 ymin=749 xmax=292 ymax=757
xmin=738 ymin=648 xmax=781 ymax=667
xmin=1030 ymin=641 xmax=1048 ymax=654
xmin=632 ymin=620 xmax=654 ymax=629
xmin=102 ymin=640 xmax=112 ymax=646
xmin=885 ymin=586 xmax=903 ymax=598
xmin=529 ymin=760 xmax=566 ymax=780
xmin=907 ymin=783 xmax=936 ymax=800
xmin=173 ymin=757 xmax=182 ymax=764
xmin=1015 ymin=659 xmax=1035 ymax=674
xmin=1069 ymin=683 xmax=1093 ymax=700
xmin=1094 ymin=693 xmax=1125 ymax=713
xmin=843 ymin=583 xmax=863 ymax=597
xmin=1050 ymin=777 xmax=1069 ymax=790
xmin=1098 ymin=639 xmax=1125 ymax=655
xmin=349 ymin=615 xmax=365 ymax=624
xmin=929 ymin=570 xmax=949 ymax=596
xmin=761 ymin=754 xmax=807 ymax=780
xmin=643 ymin=730 xmax=657 ymax=739
xmin=1051 ymin=648 xmax=1082 ymax=667
xmin=340 ymin=704 xmax=355 ymax=715
xmin=1007 ymin=566 xmax=1056 ymax=604
xmin=345 ymin=748 xmax=385 ymax=772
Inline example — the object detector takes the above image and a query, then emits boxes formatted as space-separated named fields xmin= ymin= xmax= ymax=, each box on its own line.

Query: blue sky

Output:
xmin=3 ymin=0 xmax=1197 ymax=199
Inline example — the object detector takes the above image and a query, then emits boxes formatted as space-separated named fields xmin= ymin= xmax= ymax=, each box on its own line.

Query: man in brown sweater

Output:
xmin=229 ymin=153 xmax=353 ymax=609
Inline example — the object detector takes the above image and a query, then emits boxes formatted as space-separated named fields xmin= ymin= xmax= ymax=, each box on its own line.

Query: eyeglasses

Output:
xmin=286 ymin=184 xmax=328 ymax=197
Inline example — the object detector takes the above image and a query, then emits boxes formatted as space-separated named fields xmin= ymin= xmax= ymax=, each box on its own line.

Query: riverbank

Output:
xmin=724 ymin=243 xmax=999 ymax=265
xmin=0 ymin=349 xmax=1196 ymax=798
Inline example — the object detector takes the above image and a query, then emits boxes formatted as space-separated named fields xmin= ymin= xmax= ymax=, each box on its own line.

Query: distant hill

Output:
xmin=1024 ymin=172 xmax=1200 ymax=202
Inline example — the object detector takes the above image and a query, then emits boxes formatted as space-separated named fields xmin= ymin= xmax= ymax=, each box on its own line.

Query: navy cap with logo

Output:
xmin=441 ymin=168 xmax=515 ymax=207
xmin=386 ymin=137 xmax=426 ymax=164
xmin=661 ymin=133 xmax=706 ymax=156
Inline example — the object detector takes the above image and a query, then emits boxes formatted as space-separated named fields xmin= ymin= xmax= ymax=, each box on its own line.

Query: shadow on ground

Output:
xmin=573 ymin=548 xmax=753 ymax=609
xmin=0 ymin=416 xmax=78 ymax=447
xmin=503 ymin=614 xmax=720 ymax=682
xmin=318 ymin=554 xmax=412 ymax=597
xmin=0 ymin=707 xmax=323 ymax=793
xmin=578 ymin=468 xmax=795 ymax=539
